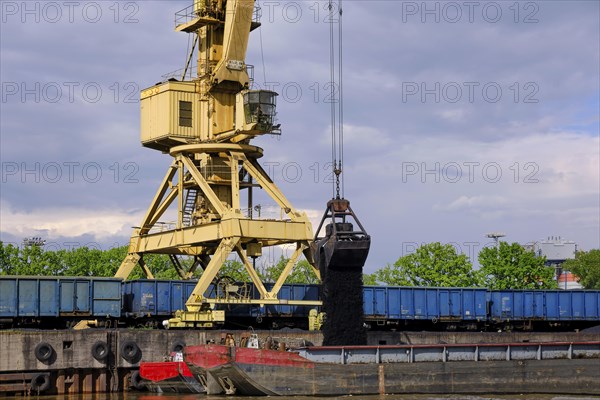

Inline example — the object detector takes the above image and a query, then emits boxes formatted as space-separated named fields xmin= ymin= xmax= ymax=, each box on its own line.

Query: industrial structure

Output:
xmin=114 ymin=0 xmax=369 ymax=328
xmin=536 ymin=237 xmax=581 ymax=290
xmin=114 ymin=0 xmax=318 ymax=327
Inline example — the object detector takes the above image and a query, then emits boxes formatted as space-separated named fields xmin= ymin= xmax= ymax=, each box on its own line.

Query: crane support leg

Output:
xmin=235 ymin=244 xmax=269 ymax=299
xmin=115 ymin=253 xmax=155 ymax=279
xmin=186 ymin=237 xmax=240 ymax=311
xmin=269 ymin=244 xmax=306 ymax=297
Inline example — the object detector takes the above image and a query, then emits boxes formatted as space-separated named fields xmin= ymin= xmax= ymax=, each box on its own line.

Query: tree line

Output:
xmin=0 ymin=241 xmax=319 ymax=283
xmin=0 ymin=241 xmax=598 ymax=289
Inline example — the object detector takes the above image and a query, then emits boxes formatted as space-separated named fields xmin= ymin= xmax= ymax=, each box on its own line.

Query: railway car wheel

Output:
xmin=171 ymin=340 xmax=186 ymax=353
xmin=120 ymin=340 xmax=141 ymax=363
xmin=34 ymin=342 xmax=54 ymax=362
xmin=91 ymin=341 xmax=109 ymax=362
xmin=30 ymin=373 xmax=51 ymax=392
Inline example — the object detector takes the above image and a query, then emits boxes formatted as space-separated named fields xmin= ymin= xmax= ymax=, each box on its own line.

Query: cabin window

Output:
xmin=179 ymin=101 xmax=192 ymax=127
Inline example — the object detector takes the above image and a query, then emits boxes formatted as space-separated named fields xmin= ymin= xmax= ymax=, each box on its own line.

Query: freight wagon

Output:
xmin=1 ymin=276 xmax=600 ymax=331
xmin=122 ymin=279 xmax=198 ymax=325
xmin=0 ymin=276 xmax=122 ymax=328
xmin=120 ymin=279 xmax=319 ymax=329
xmin=363 ymin=286 xmax=488 ymax=330
xmin=116 ymin=281 xmax=600 ymax=331
xmin=489 ymin=290 xmax=600 ymax=330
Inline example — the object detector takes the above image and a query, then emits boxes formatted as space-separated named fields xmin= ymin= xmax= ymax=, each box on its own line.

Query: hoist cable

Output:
xmin=328 ymin=0 xmax=337 ymax=199
xmin=256 ymin=0 xmax=268 ymax=85
xmin=338 ymin=0 xmax=344 ymax=198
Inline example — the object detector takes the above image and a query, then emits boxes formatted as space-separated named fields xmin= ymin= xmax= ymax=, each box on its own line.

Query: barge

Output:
xmin=184 ymin=341 xmax=600 ymax=396
xmin=139 ymin=352 xmax=204 ymax=394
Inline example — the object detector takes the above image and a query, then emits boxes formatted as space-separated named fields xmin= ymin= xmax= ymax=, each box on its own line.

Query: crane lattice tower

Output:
xmin=115 ymin=0 xmax=320 ymax=327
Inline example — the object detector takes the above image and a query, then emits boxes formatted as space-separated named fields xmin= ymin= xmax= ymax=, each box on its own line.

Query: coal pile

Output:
xmin=320 ymin=266 xmax=366 ymax=346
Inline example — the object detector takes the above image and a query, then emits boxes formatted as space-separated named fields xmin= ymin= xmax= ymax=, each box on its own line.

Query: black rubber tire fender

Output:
xmin=120 ymin=340 xmax=141 ymax=362
xmin=30 ymin=373 xmax=51 ymax=392
xmin=130 ymin=370 xmax=145 ymax=390
xmin=34 ymin=342 xmax=54 ymax=362
xmin=91 ymin=340 xmax=109 ymax=362
xmin=171 ymin=340 xmax=186 ymax=353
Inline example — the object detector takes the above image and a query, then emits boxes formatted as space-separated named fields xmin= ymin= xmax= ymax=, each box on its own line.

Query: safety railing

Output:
xmin=161 ymin=64 xmax=254 ymax=84
xmin=175 ymin=1 xmax=261 ymax=28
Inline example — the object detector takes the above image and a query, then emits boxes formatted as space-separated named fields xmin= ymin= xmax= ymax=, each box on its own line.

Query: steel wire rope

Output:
xmin=338 ymin=0 xmax=344 ymax=198
xmin=328 ymin=0 xmax=337 ymax=199
xmin=256 ymin=0 xmax=268 ymax=86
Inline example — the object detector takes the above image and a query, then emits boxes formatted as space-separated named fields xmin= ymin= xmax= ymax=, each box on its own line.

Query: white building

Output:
xmin=536 ymin=237 xmax=582 ymax=290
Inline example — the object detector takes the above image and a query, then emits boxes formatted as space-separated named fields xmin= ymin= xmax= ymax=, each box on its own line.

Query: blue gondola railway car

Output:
xmin=363 ymin=286 xmax=487 ymax=330
xmin=121 ymin=279 xmax=205 ymax=327
xmin=488 ymin=289 xmax=600 ymax=330
xmin=0 ymin=276 xmax=122 ymax=328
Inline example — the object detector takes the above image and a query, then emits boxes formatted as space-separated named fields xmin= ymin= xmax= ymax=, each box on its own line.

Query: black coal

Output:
xmin=320 ymin=267 xmax=366 ymax=346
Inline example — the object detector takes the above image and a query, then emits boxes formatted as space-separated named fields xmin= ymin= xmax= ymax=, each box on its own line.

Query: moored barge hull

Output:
xmin=214 ymin=358 xmax=600 ymax=396
xmin=185 ymin=342 xmax=600 ymax=396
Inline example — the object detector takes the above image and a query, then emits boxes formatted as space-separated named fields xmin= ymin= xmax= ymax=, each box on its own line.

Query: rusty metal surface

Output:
xmin=183 ymin=342 xmax=600 ymax=396
xmin=297 ymin=341 xmax=600 ymax=364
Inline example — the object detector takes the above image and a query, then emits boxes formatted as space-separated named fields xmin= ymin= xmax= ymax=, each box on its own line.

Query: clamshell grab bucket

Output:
xmin=312 ymin=199 xmax=371 ymax=272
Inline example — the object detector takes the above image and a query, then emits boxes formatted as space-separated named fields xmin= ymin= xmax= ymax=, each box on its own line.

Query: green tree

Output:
xmin=375 ymin=242 xmax=479 ymax=287
xmin=0 ymin=242 xmax=22 ymax=275
xmin=478 ymin=242 xmax=556 ymax=289
xmin=263 ymin=256 xmax=319 ymax=284
xmin=217 ymin=259 xmax=253 ymax=281
xmin=362 ymin=273 xmax=378 ymax=285
xmin=0 ymin=243 xmax=139 ymax=278
xmin=99 ymin=246 xmax=130 ymax=276
xmin=55 ymin=247 xmax=107 ymax=277
xmin=12 ymin=243 xmax=49 ymax=275
xmin=562 ymin=249 xmax=600 ymax=289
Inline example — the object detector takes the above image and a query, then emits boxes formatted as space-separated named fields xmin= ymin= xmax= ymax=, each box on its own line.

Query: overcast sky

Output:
xmin=1 ymin=0 xmax=598 ymax=273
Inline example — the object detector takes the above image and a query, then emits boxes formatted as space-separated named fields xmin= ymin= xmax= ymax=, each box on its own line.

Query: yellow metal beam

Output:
xmin=177 ymin=159 xmax=185 ymax=229
xmin=132 ymin=218 xmax=311 ymax=253
xmin=181 ymin=155 xmax=227 ymax=216
xmin=229 ymin=153 xmax=242 ymax=211
xmin=140 ymin=163 xmax=178 ymax=235
xmin=168 ymin=309 xmax=225 ymax=328
xmin=243 ymin=159 xmax=305 ymax=221
xmin=202 ymin=298 xmax=322 ymax=306
xmin=235 ymin=244 xmax=269 ymax=299
xmin=269 ymin=244 xmax=305 ymax=298
xmin=186 ymin=237 xmax=240 ymax=311
xmin=148 ymin=188 xmax=178 ymax=230
xmin=115 ymin=253 xmax=142 ymax=279
xmin=139 ymin=257 xmax=155 ymax=279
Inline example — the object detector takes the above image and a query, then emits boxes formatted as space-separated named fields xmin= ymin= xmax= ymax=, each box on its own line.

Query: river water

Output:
xmin=18 ymin=394 xmax=600 ymax=400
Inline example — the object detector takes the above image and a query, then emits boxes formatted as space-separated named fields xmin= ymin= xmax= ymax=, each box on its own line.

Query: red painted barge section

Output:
xmin=140 ymin=361 xmax=193 ymax=381
xmin=235 ymin=347 xmax=315 ymax=368
xmin=140 ymin=359 xmax=204 ymax=393
xmin=184 ymin=344 xmax=231 ymax=369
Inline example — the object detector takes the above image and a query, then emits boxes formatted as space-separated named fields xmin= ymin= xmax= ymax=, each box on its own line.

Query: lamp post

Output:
xmin=486 ymin=232 xmax=506 ymax=249
xmin=22 ymin=237 xmax=45 ymax=247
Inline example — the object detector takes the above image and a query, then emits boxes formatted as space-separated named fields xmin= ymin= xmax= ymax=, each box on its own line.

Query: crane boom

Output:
xmin=212 ymin=0 xmax=253 ymax=86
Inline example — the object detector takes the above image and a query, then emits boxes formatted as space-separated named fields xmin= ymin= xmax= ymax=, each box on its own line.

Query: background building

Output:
xmin=536 ymin=237 xmax=581 ymax=290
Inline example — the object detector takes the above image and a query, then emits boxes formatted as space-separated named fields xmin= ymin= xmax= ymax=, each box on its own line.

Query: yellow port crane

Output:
xmin=115 ymin=0 xmax=320 ymax=327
